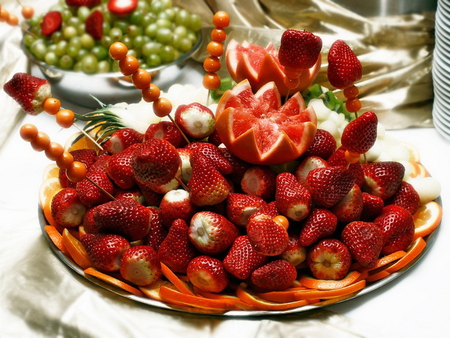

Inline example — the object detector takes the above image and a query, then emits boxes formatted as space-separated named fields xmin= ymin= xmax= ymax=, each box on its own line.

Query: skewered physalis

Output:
xmin=66 ymin=161 xmax=87 ymax=183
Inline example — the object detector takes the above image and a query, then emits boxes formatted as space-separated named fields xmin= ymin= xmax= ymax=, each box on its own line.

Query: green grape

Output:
xmin=81 ymin=54 xmax=98 ymax=74
xmin=130 ymin=10 xmax=144 ymax=25
xmin=30 ymin=40 xmax=47 ymax=61
xmin=140 ymin=62 xmax=149 ymax=69
xmin=47 ymin=44 xmax=58 ymax=53
xmin=55 ymin=40 xmax=68 ymax=57
xmin=127 ymin=49 xmax=139 ymax=58
xmin=160 ymin=45 xmax=176 ymax=63
xmin=44 ymin=52 xmax=59 ymax=66
xmin=23 ymin=34 xmax=36 ymax=48
xmin=142 ymin=41 xmax=162 ymax=56
xmin=112 ymin=60 xmax=120 ymax=72
xmin=162 ymin=8 xmax=176 ymax=21
xmin=146 ymin=53 xmax=161 ymax=67
xmin=76 ymin=48 xmax=89 ymax=61
xmin=176 ymin=37 xmax=193 ymax=53
xmin=91 ymin=45 xmax=108 ymax=60
xmin=175 ymin=9 xmax=190 ymax=27
xmin=155 ymin=28 xmax=173 ymax=44
xmin=136 ymin=1 xmax=150 ymax=13
xmin=145 ymin=23 xmax=158 ymax=38
xmin=80 ymin=33 xmax=95 ymax=50
xmin=186 ymin=29 xmax=198 ymax=44
xmin=51 ymin=31 xmax=64 ymax=44
xmin=97 ymin=60 xmax=111 ymax=73
xmin=28 ymin=15 xmax=41 ymax=28
xmin=133 ymin=35 xmax=149 ymax=49
xmin=73 ymin=62 xmax=82 ymax=72
xmin=189 ymin=14 xmax=202 ymax=31
xmin=160 ymin=0 xmax=173 ymax=9
xmin=173 ymin=25 xmax=187 ymax=38
xmin=69 ymin=36 xmax=82 ymax=49
xmin=150 ymin=1 xmax=164 ymax=15
xmin=109 ymin=27 xmax=123 ymax=42
xmin=101 ymin=35 xmax=113 ymax=48
xmin=122 ymin=35 xmax=134 ymax=49
xmin=67 ymin=45 xmax=79 ymax=58
xmin=142 ymin=12 xmax=156 ymax=26
xmin=114 ymin=20 xmax=129 ymax=34
xmin=102 ymin=21 xmax=111 ymax=36
xmin=67 ymin=17 xmax=80 ymax=27
xmin=76 ymin=22 xmax=86 ymax=35
xmin=59 ymin=55 xmax=74 ymax=70
xmin=77 ymin=6 xmax=91 ymax=23
xmin=127 ymin=25 xmax=143 ymax=38
xmin=156 ymin=11 xmax=171 ymax=21
xmin=63 ymin=26 xmax=78 ymax=40
xmin=61 ymin=9 xmax=73 ymax=22
xmin=156 ymin=19 xmax=172 ymax=30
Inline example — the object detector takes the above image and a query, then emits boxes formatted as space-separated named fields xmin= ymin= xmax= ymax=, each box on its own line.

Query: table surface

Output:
xmin=1 ymin=1 xmax=450 ymax=338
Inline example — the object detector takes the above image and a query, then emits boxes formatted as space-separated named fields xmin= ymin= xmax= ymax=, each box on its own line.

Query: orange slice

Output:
xmin=366 ymin=269 xmax=391 ymax=283
xmin=44 ymin=225 xmax=69 ymax=255
xmin=412 ymin=201 xmax=442 ymax=240
xmin=364 ymin=250 xmax=407 ymax=272
xmin=39 ymin=177 xmax=62 ymax=209
xmin=84 ymin=267 xmax=144 ymax=297
xmin=292 ymin=279 xmax=367 ymax=300
xmin=194 ymin=288 xmax=256 ymax=310
xmin=64 ymin=132 xmax=98 ymax=152
xmin=386 ymin=237 xmax=426 ymax=273
xmin=255 ymin=287 xmax=307 ymax=303
xmin=160 ymin=262 xmax=194 ymax=295
xmin=61 ymin=228 xmax=92 ymax=269
xmin=140 ymin=279 xmax=177 ymax=301
xmin=42 ymin=163 xmax=60 ymax=181
xmin=299 ymin=270 xmax=362 ymax=290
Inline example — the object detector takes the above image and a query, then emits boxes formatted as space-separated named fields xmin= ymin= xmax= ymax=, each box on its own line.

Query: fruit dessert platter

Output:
xmin=4 ymin=5 xmax=443 ymax=315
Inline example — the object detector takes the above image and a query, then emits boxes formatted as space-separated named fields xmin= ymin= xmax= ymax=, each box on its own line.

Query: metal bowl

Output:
xmin=21 ymin=32 xmax=203 ymax=108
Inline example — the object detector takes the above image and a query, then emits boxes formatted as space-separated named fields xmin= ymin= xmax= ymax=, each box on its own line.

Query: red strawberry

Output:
xmin=85 ymin=10 xmax=103 ymax=40
xmin=373 ymin=205 xmax=415 ymax=255
xmin=275 ymin=172 xmax=312 ymax=222
xmin=303 ymin=129 xmax=337 ymax=160
xmin=65 ymin=0 xmax=101 ymax=7
xmin=82 ymin=207 xmax=96 ymax=233
xmin=132 ymin=138 xmax=181 ymax=191
xmin=76 ymin=170 xmax=114 ymax=206
xmin=114 ymin=188 xmax=145 ymax=204
xmin=330 ymin=184 xmax=363 ymax=223
xmin=186 ymin=142 xmax=233 ymax=175
xmin=341 ymin=221 xmax=384 ymax=268
xmin=328 ymin=146 xmax=365 ymax=187
xmin=88 ymin=152 xmax=110 ymax=173
xmin=106 ymin=143 xmax=140 ymax=190
xmin=341 ymin=111 xmax=378 ymax=154
xmin=246 ymin=216 xmax=289 ymax=256
xmin=80 ymin=233 xmax=130 ymax=272
xmin=306 ymin=167 xmax=355 ymax=208
xmin=142 ymin=206 xmax=167 ymax=252
xmin=251 ymin=259 xmax=297 ymax=292
xmin=208 ymin=129 xmax=222 ymax=147
xmin=3 ymin=73 xmax=51 ymax=115
xmin=159 ymin=189 xmax=197 ymax=228
xmin=327 ymin=39 xmax=362 ymax=89
xmin=60 ymin=148 xmax=97 ymax=188
xmin=157 ymin=219 xmax=198 ymax=273
xmin=361 ymin=192 xmax=384 ymax=221
xmin=294 ymin=156 xmax=328 ymax=187
xmin=147 ymin=166 xmax=183 ymax=195
xmin=226 ymin=192 xmax=266 ymax=227
xmin=298 ymin=208 xmax=338 ymax=247
xmin=307 ymin=238 xmax=352 ymax=280
xmin=136 ymin=181 xmax=163 ymax=207
xmin=218 ymin=147 xmax=250 ymax=184
xmin=145 ymin=121 xmax=187 ymax=148
xmin=174 ymin=103 xmax=216 ymax=140
xmin=108 ymin=0 xmax=138 ymax=17
xmin=362 ymin=161 xmax=405 ymax=200
xmin=223 ymin=235 xmax=268 ymax=280
xmin=104 ymin=128 xmax=144 ymax=154
xmin=187 ymin=153 xmax=230 ymax=206
xmin=188 ymin=211 xmax=239 ymax=255
xmin=119 ymin=245 xmax=162 ymax=286
xmin=187 ymin=256 xmax=230 ymax=293
xmin=280 ymin=233 xmax=307 ymax=268
xmin=278 ymin=30 xmax=322 ymax=72
xmin=385 ymin=181 xmax=420 ymax=215
xmin=178 ymin=148 xmax=193 ymax=183
xmin=92 ymin=199 xmax=152 ymax=241
xmin=248 ymin=201 xmax=279 ymax=222
xmin=40 ymin=11 xmax=62 ymax=36
xmin=241 ymin=166 xmax=277 ymax=201
xmin=51 ymin=188 xmax=87 ymax=228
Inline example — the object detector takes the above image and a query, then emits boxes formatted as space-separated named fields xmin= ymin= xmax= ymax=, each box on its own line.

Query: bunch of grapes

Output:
xmin=23 ymin=0 xmax=202 ymax=74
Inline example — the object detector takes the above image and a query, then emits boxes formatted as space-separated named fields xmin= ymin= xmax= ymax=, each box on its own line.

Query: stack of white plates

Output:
xmin=432 ymin=0 xmax=450 ymax=140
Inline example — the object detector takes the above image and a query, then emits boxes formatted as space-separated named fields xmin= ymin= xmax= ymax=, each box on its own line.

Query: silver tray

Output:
xmin=39 ymin=198 xmax=440 ymax=317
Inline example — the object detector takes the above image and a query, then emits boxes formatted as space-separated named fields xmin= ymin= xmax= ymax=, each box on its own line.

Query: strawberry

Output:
xmin=241 ymin=166 xmax=277 ymax=201
xmin=104 ymin=128 xmax=144 ymax=154
xmin=187 ymin=256 xmax=230 ymax=293
xmin=80 ymin=233 xmax=130 ymax=272
xmin=275 ymin=172 xmax=312 ymax=222
xmin=85 ymin=10 xmax=103 ymax=40
xmin=223 ymin=235 xmax=268 ymax=280
xmin=294 ymin=156 xmax=328 ymax=187
xmin=208 ymin=129 xmax=222 ymax=147
xmin=226 ymin=192 xmax=266 ymax=227
xmin=251 ymin=259 xmax=297 ymax=292
xmin=106 ymin=143 xmax=140 ymax=190
xmin=306 ymin=167 xmax=355 ymax=208
xmin=51 ymin=188 xmax=87 ymax=228
xmin=373 ymin=205 xmax=415 ymax=255
xmin=327 ymin=39 xmax=362 ymax=89
xmin=185 ymin=142 xmax=233 ymax=175
xmin=362 ymin=161 xmax=405 ymax=200
xmin=341 ymin=221 xmax=384 ymax=268
xmin=248 ymin=201 xmax=279 ymax=222
xmin=145 ymin=121 xmax=187 ymax=148
xmin=307 ymin=238 xmax=352 ymax=280
xmin=298 ymin=208 xmax=338 ymax=247
xmin=361 ymin=192 xmax=384 ymax=221
xmin=92 ymin=198 xmax=152 ymax=241
xmin=136 ymin=181 xmax=163 ymax=207
xmin=278 ymin=30 xmax=322 ymax=72
xmin=178 ymin=148 xmax=193 ymax=183
xmin=157 ymin=219 xmax=198 ymax=273
xmin=40 ymin=11 xmax=62 ymax=37
xmin=327 ymin=146 xmax=365 ymax=187
xmin=3 ymin=73 xmax=51 ymax=115
xmin=132 ymin=138 xmax=181 ymax=191
xmin=108 ymin=0 xmax=138 ymax=17
xmin=114 ymin=188 xmax=145 ymax=204
xmin=88 ymin=152 xmax=110 ymax=173
xmin=143 ymin=206 xmax=167 ymax=252
xmin=174 ymin=103 xmax=216 ymax=139
xmin=59 ymin=148 xmax=97 ymax=188
xmin=65 ymin=0 xmax=101 ymax=7
xmin=187 ymin=152 xmax=230 ymax=206
xmin=159 ymin=189 xmax=197 ymax=228
xmin=246 ymin=216 xmax=289 ymax=256
xmin=330 ymin=184 xmax=363 ymax=223
xmin=119 ymin=245 xmax=162 ymax=286
xmin=341 ymin=112 xmax=378 ymax=154
xmin=280 ymin=233 xmax=307 ymax=268
xmin=385 ymin=181 xmax=420 ymax=215
xmin=76 ymin=170 xmax=114 ymax=206
xmin=303 ymin=129 xmax=337 ymax=160
xmin=147 ymin=166 xmax=183 ymax=194
xmin=82 ymin=207 xmax=96 ymax=234
xmin=188 ymin=211 xmax=240 ymax=255
xmin=218 ymin=147 xmax=250 ymax=184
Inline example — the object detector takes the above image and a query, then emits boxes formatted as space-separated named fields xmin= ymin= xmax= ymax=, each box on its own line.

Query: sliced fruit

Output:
xmin=412 ymin=201 xmax=442 ymax=240
xmin=299 ymin=271 xmax=362 ymax=290
xmin=139 ymin=279 xmax=175 ymax=301
xmin=292 ymin=279 xmax=366 ymax=300
xmin=61 ymin=228 xmax=92 ymax=269
xmin=215 ymin=80 xmax=317 ymax=165
xmin=64 ymin=132 xmax=98 ymax=152
xmin=194 ymin=289 xmax=255 ymax=310
xmin=160 ymin=262 xmax=195 ymax=295
xmin=44 ymin=225 xmax=68 ymax=254
xmin=84 ymin=267 xmax=144 ymax=297
xmin=400 ymin=141 xmax=420 ymax=163
xmin=255 ymin=287 xmax=307 ymax=303
xmin=39 ymin=177 xmax=62 ymax=209
xmin=364 ymin=250 xmax=407 ymax=272
xmin=385 ymin=237 xmax=426 ymax=273
xmin=42 ymin=163 xmax=60 ymax=181
xmin=366 ymin=270 xmax=391 ymax=283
